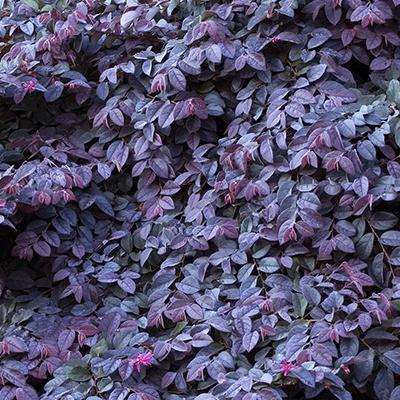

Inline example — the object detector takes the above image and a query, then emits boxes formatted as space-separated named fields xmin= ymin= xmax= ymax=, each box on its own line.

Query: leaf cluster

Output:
xmin=1 ymin=0 xmax=400 ymax=399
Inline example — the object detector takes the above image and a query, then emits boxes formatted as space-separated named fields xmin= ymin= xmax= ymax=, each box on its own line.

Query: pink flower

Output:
xmin=23 ymin=80 xmax=35 ymax=93
xmin=341 ymin=364 xmax=350 ymax=374
xmin=282 ymin=360 xmax=298 ymax=376
xmin=271 ymin=36 xmax=281 ymax=43
xmin=130 ymin=353 xmax=153 ymax=372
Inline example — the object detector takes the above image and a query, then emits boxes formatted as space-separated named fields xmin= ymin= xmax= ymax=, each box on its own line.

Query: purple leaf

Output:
xmin=33 ymin=241 xmax=51 ymax=257
xmin=319 ymin=81 xmax=357 ymax=103
xmin=109 ymin=108 xmax=125 ymax=126
xmin=381 ymin=231 xmax=400 ymax=247
xmin=339 ymin=156 xmax=355 ymax=175
xmin=381 ymin=349 xmax=400 ymax=375
xmin=350 ymin=5 xmax=369 ymax=21
xmin=353 ymin=176 xmax=369 ymax=197
xmin=149 ymin=158 xmax=171 ymax=179
xmin=334 ymin=234 xmax=355 ymax=253
xmin=158 ymin=103 xmax=175 ymax=128
xmin=291 ymin=367 xmax=315 ymax=388
xmin=242 ymin=331 xmax=259 ymax=352
xmin=370 ymin=212 xmax=398 ymax=230
xmin=370 ymin=57 xmax=391 ymax=70
xmin=247 ymin=52 xmax=266 ymax=70
xmin=3 ymin=336 xmax=28 ymax=353
xmin=188 ymin=236 xmax=209 ymax=251
xmin=239 ymin=232 xmax=259 ymax=251
xmin=192 ymin=332 xmax=213 ymax=347
xmin=0 ymin=387 xmax=17 ymax=400
xmin=162 ymin=371 xmax=176 ymax=388
xmin=341 ymin=29 xmax=354 ymax=46
xmin=206 ymin=44 xmax=222 ymax=63
xmin=310 ymin=344 xmax=332 ymax=366
xmin=176 ymin=276 xmax=201 ymax=294
xmin=298 ymin=208 xmax=324 ymax=229
xmin=119 ymin=359 xmax=134 ymax=381
xmin=118 ymin=278 xmax=136 ymax=294
xmin=186 ymin=304 xmax=203 ymax=319
xmin=99 ymin=312 xmax=121 ymax=334
xmin=168 ymin=68 xmax=186 ymax=91
xmin=58 ymin=330 xmax=75 ymax=351
xmin=359 ymin=313 xmax=372 ymax=332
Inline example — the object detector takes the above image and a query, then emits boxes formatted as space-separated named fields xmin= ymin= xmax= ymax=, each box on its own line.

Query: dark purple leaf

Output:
xmin=334 ymin=234 xmax=355 ymax=253
xmin=291 ymin=367 xmax=315 ymax=387
xmin=162 ymin=372 xmax=176 ymax=388
xmin=33 ymin=241 xmax=51 ymax=257
xmin=319 ymin=81 xmax=357 ymax=103
xmin=44 ymin=82 xmax=64 ymax=102
xmin=247 ymin=52 xmax=266 ymax=70
xmin=119 ymin=359 xmax=134 ymax=381
xmin=310 ymin=344 xmax=332 ymax=366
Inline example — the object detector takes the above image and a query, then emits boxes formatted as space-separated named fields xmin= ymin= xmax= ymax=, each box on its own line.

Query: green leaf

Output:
xmin=252 ymin=241 xmax=270 ymax=258
xmin=57 ymin=0 xmax=68 ymax=11
xmin=113 ymin=330 xmax=134 ymax=349
xmin=12 ymin=308 xmax=33 ymax=323
xmin=67 ymin=366 xmax=92 ymax=382
xmin=292 ymin=293 xmax=308 ymax=317
xmin=258 ymin=257 xmax=280 ymax=273
xmin=387 ymin=79 xmax=400 ymax=103
xmin=44 ymin=376 xmax=67 ymax=392
xmin=97 ymin=377 xmax=114 ymax=393
xmin=391 ymin=299 xmax=400 ymax=311
xmin=356 ymin=233 xmax=374 ymax=260
xmin=21 ymin=0 xmax=39 ymax=11
xmin=172 ymin=321 xmax=188 ymax=337
xmin=0 ymin=304 xmax=8 ymax=324
xmin=90 ymin=339 xmax=108 ymax=358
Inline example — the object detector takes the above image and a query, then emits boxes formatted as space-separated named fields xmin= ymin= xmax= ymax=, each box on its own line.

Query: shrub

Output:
xmin=0 ymin=0 xmax=400 ymax=399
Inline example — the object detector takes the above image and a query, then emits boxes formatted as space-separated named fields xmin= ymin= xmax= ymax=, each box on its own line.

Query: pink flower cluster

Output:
xmin=23 ymin=80 xmax=35 ymax=93
xmin=130 ymin=353 xmax=153 ymax=372
xmin=281 ymin=360 xmax=298 ymax=376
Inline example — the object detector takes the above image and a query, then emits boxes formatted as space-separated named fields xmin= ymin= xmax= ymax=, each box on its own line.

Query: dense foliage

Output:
xmin=1 ymin=0 xmax=400 ymax=399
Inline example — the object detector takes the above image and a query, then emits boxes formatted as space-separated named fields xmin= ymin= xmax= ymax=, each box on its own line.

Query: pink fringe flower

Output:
xmin=282 ymin=360 xmax=298 ymax=376
xmin=341 ymin=364 xmax=350 ymax=374
xmin=23 ymin=80 xmax=35 ymax=93
xmin=130 ymin=353 xmax=153 ymax=372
